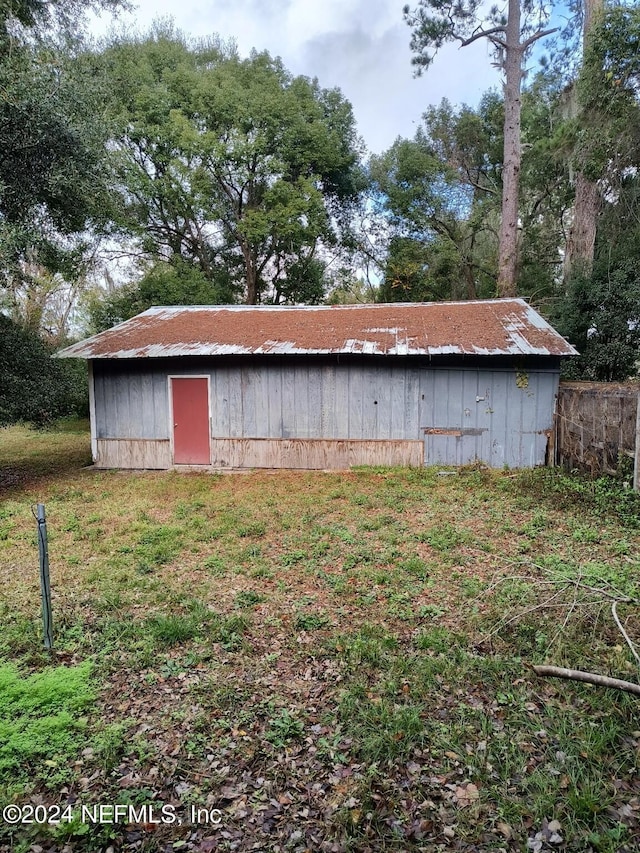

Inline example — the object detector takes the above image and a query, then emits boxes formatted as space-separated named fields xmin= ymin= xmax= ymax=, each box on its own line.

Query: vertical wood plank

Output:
xmin=88 ymin=362 xmax=97 ymax=459
xmin=128 ymin=371 xmax=142 ymax=438
xmin=242 ymin=364 xmax=258 ymax=436
xmin=334 ymin=364 xmax=350 ymax=438
xmin=268 ymin=365 xmax=283 ymax=438
xmin=281 ymin=365 xmax=296 ymax=438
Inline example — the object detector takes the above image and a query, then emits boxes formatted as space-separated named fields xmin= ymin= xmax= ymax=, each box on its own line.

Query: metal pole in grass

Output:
xmin=36 ymin=504 xmax=53 ymax=649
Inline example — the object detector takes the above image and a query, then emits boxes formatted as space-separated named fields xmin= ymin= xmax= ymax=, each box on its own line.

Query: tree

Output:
xmin=0 ymin=0 xmax=124 ymax=324
xmin=0 ymin=0 xmax=125 ymax=48
xmin=87 ymin=257 xmax=236 ymax=331
xmin=561 ymin=0 xmax=604 ymax=284
xmin=517 ymin=72 xmax=574 ymax=302
xmin=0 ymin=315 xmax=88 ymax=426
xmin=103 ymin=29 xmax=365 ymax=305
xmin=403 ymin=0 xmax=557 ymax=296
xmin=370 ymin=96 xmax=504 ymax=302
xmin=554 ymin=227 xmax=640 ymax=381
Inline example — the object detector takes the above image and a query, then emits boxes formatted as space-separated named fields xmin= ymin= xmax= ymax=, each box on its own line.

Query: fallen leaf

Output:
xmin=497 ymin=821 xmax=512 ymax=839
xmin=454 ymin=782 xmax=479 ymax=808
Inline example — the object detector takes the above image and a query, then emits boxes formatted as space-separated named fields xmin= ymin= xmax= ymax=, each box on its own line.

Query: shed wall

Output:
xmin=92 ymin=357 xmax=560 ymax=469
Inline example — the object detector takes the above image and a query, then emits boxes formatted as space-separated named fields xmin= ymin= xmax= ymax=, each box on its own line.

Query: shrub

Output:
xmin=0 ymin=316 xmax=88 ymax=426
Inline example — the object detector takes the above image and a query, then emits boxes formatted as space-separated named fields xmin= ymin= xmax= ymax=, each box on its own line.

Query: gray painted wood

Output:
xmin=92 ymin=358 xmax=560 ymax=468
xmin=420 ymin=367 xmax=558 ymax=467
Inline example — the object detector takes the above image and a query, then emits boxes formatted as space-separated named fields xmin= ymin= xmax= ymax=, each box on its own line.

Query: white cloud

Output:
xmin=89 ymin=0 xmax=501 ymax=154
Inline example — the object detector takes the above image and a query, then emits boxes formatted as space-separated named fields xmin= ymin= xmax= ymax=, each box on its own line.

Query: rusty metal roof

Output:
xmin=56 ymin=299 xmax=578 ymax=360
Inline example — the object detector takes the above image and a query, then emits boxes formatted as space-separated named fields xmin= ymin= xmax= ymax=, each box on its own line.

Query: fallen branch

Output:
xmin=531 ymin=665 xmax=640 ymax=696
xmin=612 ymin=601 xmax=640 ymax=668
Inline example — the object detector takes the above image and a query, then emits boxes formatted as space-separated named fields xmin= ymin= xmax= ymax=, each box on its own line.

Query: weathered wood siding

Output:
xmin=91 ymin=357 xmax=560 ymax=469
xmin=208 ymin=438 xmax=423 ymax=469
xmin=420 ymin=367 xmax=558 ymax=468
xmin=96 ymin=439 xmax=171 ymax=469
xmin=94 ymin=365 xmax=169 ymax=440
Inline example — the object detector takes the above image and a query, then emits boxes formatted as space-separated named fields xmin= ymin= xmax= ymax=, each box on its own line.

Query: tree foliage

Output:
xmin=0 ymin=316 xmax=88 ymax=426
xmin=554 ymin=224 xmax=640 ymax=381
xmin=550 ymin=5 xmax=640 ymax=380
xmin=88 ymin=257 xmax=235 ymax=332
xmin=371 ymin=95 xmax=504 ymax=303
xmin=574 ymin=4 xmax=640 ymax=184
xmin=0 ymin=0 xmax=122 ymax=324
xmin=102 ymin=28 xmax=365 ymax=305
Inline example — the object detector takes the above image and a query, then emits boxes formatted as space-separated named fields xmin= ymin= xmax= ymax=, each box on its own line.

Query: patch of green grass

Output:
xmin=294 ymin=611 xmax=330 ymax=631
xmin=339 ymin=685 xmax=424 ymax=763
xmin=211 ymin=614 xmax=251 ymax=651
xmin=234 ymin=589 xmax=265 ymax=608
xmin=134 ymin=524 xmax=184 ymax=571
xmin=334 ymin=625 xmax=398 ymax=668
xmin=512 ymin=468 xmax=640 ymax=528
xmin=146 ymin=613 xmax=200 ymax=646
xmin=399 ymin=556 xmax=431 ymax=580
xmin=415 ymin=626 xmax=456 ymax=653
xmin=417 ymin=522 xmax=470 ymax=551
xmin=0 ymin=420 xmax=91 ymax=489
xmin=0 ymin=661 xmax=94 ymax=782
xmin=236 ymin=521 xmax=267 ymax=538
xmin=203 ymin=554 xmax=227 ymax=575
xmin=280 ymin=549 xmax=308 ymax=566
xmin=0 ymin=608 xmax=41 ymax=659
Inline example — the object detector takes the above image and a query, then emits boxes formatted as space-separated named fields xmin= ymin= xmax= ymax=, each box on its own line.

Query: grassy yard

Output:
xmin=1 ymin=422 xmax=640 ymax=852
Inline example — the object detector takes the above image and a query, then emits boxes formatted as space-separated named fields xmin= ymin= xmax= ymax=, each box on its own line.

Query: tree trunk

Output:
xmin=563 ymin=0 xmax=604 ymax=286
xmin=244 ymin=248 xmax=259 ymax=304
xmin=463 ymin=260 xmax=477 ymax=299
xmin=235 ymin=224 xmax=259 ymax=304
xmin=497 ymin=0 xmax=523 ymax=298
xmin=563 ymin=171 xmax=600 ymax=281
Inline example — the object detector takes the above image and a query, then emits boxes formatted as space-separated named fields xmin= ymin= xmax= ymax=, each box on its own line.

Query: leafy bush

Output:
xmin=0 ymin=316 xmax=88 ymax=427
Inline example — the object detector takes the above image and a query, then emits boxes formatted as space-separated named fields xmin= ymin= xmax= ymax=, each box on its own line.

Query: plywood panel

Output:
xmin=96 ymin=439 xmax=171 ymax=469
xmin=209 ymin=438 xmax=423 ymax=469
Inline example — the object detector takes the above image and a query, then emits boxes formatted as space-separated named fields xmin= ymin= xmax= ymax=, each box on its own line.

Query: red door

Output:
xmin=171 ymin=377 xmax=210 ymax=465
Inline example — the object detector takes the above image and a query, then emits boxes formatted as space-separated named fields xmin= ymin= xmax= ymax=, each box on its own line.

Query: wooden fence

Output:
xmin=554 ymin=381 xmax=640 ymax=488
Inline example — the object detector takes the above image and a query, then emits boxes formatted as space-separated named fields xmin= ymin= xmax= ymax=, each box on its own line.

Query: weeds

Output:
xmin=0 ymin=662 xmax=94 ymax=781
xmin=146 ymin=613 xmax=200 ymax=646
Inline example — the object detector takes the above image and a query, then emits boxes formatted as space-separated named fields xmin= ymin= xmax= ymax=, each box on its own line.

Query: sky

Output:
xmin=88 ymin=0 xmax=502 ymax=156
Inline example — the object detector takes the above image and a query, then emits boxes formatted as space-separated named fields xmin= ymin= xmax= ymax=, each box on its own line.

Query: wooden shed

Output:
xmin=57 ymin=298 xmax=577 ymax=470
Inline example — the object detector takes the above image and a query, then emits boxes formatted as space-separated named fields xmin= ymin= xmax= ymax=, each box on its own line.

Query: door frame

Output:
xmin=168 ymin=374 xmax=212 ymax=465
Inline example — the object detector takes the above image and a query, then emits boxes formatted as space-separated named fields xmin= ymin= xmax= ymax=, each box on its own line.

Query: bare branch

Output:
xmin=532 ymin=665 xmax=640 ymax=697
xmin=521 ymin=27 xmax=559 ymax=51
xmin=459 ymin=26 xmax=507 ymax=48
xmin=612 ymin=601 xmax=640 ymax=668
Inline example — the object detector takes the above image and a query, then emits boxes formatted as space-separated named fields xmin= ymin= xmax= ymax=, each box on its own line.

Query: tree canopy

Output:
xmin=101 ymin=29 xmax=366 ymax=306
